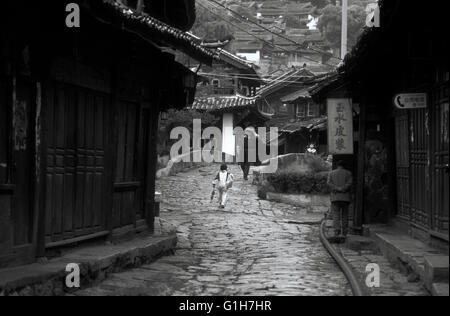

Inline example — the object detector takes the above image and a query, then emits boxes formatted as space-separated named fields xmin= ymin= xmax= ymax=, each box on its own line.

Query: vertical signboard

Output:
xmin=327 ymin=98 xmax=354 ymax=154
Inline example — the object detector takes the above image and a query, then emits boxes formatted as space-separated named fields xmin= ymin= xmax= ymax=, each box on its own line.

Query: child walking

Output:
xmin=212 ymin=164 xmax=234 ymax=209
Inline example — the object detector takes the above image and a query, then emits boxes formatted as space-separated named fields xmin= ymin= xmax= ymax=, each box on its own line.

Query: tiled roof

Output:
xmin=260 ymin=1 xmax=286 ymax=9
xmin=256 ymin=68 xmax=315 ymax=97
xmin=94 ymin=0 xmax=218 ymax=65
xmin=234 ymin=41 xmax=264 ymax=51
xmin=308 ymin=72 xmax=343 ymax=99
xmin=286 ymin=2 xmax=316 ymax=15
xmin=187 ymin=34 xmax=259 ymax=73
xmin=277 ymin=116 xmax=328 ymax=133
xmin=280 ymin=88 xmax=311 ymax=103
xmin=190 ymin=94 xmax=259 ymax=112
xmin=216 ymin=49 xmax=259 ymax=72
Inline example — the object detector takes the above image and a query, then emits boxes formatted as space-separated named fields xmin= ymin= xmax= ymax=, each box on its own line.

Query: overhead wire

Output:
xmin=196 ymin=1 xmax=337 ymax=68
xmin=202 ymin=0 xmax=342 ymax=62
xmin=197 ymin=72 xmax=327 ymax=87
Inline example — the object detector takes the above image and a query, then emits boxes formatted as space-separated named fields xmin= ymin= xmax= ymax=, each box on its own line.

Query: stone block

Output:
xmin=345 ymin=235 xmax=376 ymax=252
xmin=424 ymin=255 xmax=449 ymax=289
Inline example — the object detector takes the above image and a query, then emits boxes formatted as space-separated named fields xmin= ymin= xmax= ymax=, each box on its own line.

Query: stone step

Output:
xmin=366 ymin=225 xmax=448 ymax=295
xmin=0 ymin=234 xmax=177 ymax=296
xmin=424 ymin=256 xmax=449 ymax=291
xmin=345 ymin=235 xmax=376 ymax=252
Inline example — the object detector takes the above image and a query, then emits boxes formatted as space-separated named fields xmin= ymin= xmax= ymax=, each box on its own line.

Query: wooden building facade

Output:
xmin=0 ymin=0 xmax=215 ymax=268
xmin=257 ymin=68 xmax=327 ymax=155
xmin=311 ymin=0 xmax=449 ymax=250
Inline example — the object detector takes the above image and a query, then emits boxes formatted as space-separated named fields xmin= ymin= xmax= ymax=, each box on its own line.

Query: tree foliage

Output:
xmin=317 ymin=4 xmax=366 ymax=49
xmin=285 ymin=15 xmax=307 ymax=29
xmin=160 ymin=109 xmax=220 ymax=134
xmin=158 ymin=109 xmax=220 ymax=156
xmin=191 ymin=4 xmax=234 ymax=41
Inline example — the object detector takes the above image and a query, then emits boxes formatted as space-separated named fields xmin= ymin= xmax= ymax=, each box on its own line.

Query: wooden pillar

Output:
xmin=105 ymin=66 xmax=119 ymax=238
xmin=145 ymin=86 xmax=162 ymax=233
xmin=355 ymin=100 xmax=367 ymax=230
xmin=33 ymin=82 xmax=45 ymax=258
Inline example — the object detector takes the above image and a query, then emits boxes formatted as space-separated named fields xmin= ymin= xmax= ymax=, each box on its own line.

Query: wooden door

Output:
xmin=112 ymin=101 xmax=148 ymax=229
xmin=45 ymin=83 xmax=109 ymax=245
xmin=409 ymin=108 xmax=431 ymax=231
xmin=395 ymin=113 xmax=411 ymax=221
xmin=430 ymin=72 xmax=449 ymax=237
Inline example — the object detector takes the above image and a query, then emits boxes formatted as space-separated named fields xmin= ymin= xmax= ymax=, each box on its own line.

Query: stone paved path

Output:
xmin=323 ymin=222 xmax=430 ymax=296
xmin=77 ymin=165 xmax=351 ymax=296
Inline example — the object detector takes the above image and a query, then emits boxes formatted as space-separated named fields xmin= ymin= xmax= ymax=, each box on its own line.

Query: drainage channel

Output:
xmin=319 ymin=220 xmax=369 ymax=297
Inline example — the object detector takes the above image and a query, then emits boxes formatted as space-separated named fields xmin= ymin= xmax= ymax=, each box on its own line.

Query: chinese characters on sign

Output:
xmin=327 ymin=99 xmax=354 ymax=155
xmin=393 ymin=93 xmax=427 ymax=109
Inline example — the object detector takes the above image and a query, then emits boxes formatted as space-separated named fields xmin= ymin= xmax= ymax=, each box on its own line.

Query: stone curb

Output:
xmin=0 ymin=235 xmax=177 ymax=296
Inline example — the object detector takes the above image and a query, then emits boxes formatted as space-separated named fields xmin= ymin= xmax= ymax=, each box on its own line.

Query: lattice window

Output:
xmin=296 ymin=104 xmax=307 ymax=118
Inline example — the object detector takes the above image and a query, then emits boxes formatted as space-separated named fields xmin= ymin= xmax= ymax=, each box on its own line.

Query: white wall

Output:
xmin=236 ymin=51 xmax=261 ymax=65
xmin=222 ymin=113 xmax=235 ymax=157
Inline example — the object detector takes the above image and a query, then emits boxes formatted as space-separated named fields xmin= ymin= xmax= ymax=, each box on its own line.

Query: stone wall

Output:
xmin=266 ymin=192 xmax=330 ymax=214
xmin=156 ymin=152 xmax=210 ymax=179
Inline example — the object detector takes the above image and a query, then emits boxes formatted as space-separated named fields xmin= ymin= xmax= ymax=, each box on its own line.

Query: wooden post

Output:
xmin=354 ymin=100 xmax=366 ymax=230
xmin=32 ymin=82 xmax=42 ymax=252
xmin=341 ymin=0 xmax=348 ymax=59
xmin=104 ymin=42 xmax=120 ymax=239
xmin=145 ymin=83 xmax=162 ymax=232
xmin=35 ymin=82 xmax=48 ymax=259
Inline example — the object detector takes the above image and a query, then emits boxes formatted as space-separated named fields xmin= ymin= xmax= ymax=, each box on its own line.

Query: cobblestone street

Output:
xmin=77 ymin=165 xmax=351 ymax=296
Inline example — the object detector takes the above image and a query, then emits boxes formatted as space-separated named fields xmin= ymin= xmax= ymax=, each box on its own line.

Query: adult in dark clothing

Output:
xmin=327 ymin=160 xmax=353 ymax=237
xmin=239 ymin=134 xmax=251 ymax=180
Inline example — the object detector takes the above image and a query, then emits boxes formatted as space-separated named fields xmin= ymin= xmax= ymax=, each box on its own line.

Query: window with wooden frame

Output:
xmin=212 ymin=79 xmax=220 ymax=94
xmin=212 ymin=79 xmax=220 ymax=88
xmin=296 ymin=103 xmax=307 ymax=118
xmin=307 ymin=102 xmax=319 ymax=117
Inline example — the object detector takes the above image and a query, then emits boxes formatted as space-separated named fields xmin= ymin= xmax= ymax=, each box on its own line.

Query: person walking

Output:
xmin=327 ymin=160 xmax=353 ymax=237
xmin=239 ymin=135 xmax=251 ymax=181
xmin=212 ymin=164 xmax=234 ymax=209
